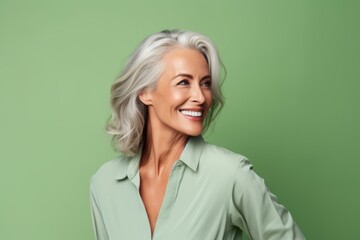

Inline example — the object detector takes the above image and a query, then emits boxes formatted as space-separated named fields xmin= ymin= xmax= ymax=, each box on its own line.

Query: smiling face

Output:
xmin=139 ymin=48 xmax=213 ymax=137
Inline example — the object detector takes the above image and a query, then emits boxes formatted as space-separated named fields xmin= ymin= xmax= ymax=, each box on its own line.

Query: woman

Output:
xmin=90 ymin=29 xmax=305 ymax=240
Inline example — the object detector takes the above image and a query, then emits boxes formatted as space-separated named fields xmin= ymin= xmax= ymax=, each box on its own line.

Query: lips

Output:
xmin=179 ymin=109 xmax=203 ymax=117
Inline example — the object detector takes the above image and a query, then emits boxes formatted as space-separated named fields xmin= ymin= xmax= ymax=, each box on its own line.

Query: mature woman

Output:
xmin=90 ymin=29 xmax=305 ymax=240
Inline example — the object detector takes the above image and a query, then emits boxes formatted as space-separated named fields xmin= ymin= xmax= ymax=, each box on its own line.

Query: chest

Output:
xmin=139 ymin=171 xmax=171 ymax=235
xmin=100 ymin=163 xmax=236 ymax=239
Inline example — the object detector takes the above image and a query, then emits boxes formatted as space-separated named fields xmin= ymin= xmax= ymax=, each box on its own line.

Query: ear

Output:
xmin=138 ymin=90 xmax=153 ymax=106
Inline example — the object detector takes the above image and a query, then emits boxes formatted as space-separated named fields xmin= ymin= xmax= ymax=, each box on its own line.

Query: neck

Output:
xmin=140 ymin=117 xmax=189 ymax=177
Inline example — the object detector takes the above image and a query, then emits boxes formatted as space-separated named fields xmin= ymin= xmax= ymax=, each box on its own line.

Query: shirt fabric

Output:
xmin=90 ymin=136 xmax=305 ymax=240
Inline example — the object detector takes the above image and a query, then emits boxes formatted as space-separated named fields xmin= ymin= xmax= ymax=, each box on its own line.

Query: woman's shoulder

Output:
xmin=202 ymin=141 xmax=250 ymax=164
xmin=199 ymin=141 xmax=253 ymax=177
xmin=91 ymin=155 xmax=130 ymax=185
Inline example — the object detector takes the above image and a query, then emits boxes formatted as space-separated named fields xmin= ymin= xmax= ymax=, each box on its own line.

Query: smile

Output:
xmin=179 ymin=110 xmax=203 ymax=117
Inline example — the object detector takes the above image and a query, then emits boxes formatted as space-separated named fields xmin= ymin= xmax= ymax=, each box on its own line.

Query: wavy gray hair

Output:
xmin=106 ymin=29 xmax=225 ymax=156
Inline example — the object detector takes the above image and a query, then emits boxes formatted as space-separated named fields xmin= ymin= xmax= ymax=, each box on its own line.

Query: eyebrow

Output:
xmin=171 ymin=73 xmax=211 ymax=81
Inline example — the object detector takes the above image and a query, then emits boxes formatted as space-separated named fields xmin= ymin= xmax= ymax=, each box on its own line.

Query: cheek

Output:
xmin=205 ymin=92 xmax=213 ymax=106
xmin=168 ymin=89 xmax=187 ymax=104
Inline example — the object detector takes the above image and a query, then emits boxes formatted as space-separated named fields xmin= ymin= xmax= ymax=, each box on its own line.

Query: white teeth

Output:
xmin=180 ymin=110 xmax=202 ymax=117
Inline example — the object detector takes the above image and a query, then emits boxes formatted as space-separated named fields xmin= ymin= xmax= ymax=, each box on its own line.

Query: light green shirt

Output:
xmin=90 ymin=136 xmax=305 ymax=240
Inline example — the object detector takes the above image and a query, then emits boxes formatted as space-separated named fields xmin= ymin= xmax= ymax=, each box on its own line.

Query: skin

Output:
xmin=138 ymin=48 xmax=213 ymax=236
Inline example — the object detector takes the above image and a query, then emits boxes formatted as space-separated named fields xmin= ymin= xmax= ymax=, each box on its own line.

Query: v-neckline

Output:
xmin=135 ymin=160 xmax=181 ymax=239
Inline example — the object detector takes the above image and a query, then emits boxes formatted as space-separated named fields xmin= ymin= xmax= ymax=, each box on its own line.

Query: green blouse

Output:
xmin=90 ymin=136 xmax=305 ymax=240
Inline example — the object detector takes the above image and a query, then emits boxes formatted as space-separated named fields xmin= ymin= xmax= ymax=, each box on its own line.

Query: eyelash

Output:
xmin=177 ymin=80 xmax=211 ymax=87
xmin=177 ymin=80 xmax=189 ymax=85
xmin=201 ymin=81 xmax=211 ymax=87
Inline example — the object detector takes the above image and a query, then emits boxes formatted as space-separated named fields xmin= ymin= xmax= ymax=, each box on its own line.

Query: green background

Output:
xmin=1 ymin=0 xmax=359 ymax=239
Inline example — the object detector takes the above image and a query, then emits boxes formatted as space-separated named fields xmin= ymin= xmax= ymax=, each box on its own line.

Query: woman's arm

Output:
xmin=229 ymin=157 xmax=306 ymax=240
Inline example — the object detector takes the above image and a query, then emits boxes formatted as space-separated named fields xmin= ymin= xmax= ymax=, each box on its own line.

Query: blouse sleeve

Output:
xmin=229 ymin=157 xmax=306 ymax=240
xmin=90 ymin=176 xmax=109 ymax=240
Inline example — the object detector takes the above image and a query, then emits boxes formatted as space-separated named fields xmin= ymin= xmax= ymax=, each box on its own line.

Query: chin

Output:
xmin=181 ymin=128 xmax=203 ymax=137
xmin=174 ymin=120 xmax=205 ymax=136
xmin=186 ymin=132 xmax=202 ymax=137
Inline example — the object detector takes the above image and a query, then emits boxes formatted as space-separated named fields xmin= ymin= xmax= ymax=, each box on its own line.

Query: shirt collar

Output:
xmin=114 ymin=135 xmax=205 ymax=181
xmin=179 ymin=135 xmax=204 ymax=171
xmin=114 ymin=151 xmax=141 ymax=181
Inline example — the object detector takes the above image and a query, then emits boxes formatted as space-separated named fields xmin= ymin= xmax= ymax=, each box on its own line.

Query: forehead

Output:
xmin=161 ymin=48 xmax=209 ymax=76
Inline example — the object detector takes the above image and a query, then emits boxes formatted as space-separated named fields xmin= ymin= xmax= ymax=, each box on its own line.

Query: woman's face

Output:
xmin=140 ymin=48 xmax=213 ymax=137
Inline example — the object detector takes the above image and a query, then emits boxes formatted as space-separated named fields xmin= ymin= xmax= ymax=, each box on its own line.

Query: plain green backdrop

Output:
xmin=1 ymin=0 xmax=359 ymax=239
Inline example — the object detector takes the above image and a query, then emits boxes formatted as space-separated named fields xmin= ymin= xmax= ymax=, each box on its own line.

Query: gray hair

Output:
xmin=106 ymin=29 xmax=225 ymax=156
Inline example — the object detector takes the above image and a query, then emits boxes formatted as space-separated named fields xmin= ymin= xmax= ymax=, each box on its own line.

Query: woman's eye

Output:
xmin=201 ymin=81 xmax=211 ymax=87
xmin=177 ymin=80 xmax=189 ymax=85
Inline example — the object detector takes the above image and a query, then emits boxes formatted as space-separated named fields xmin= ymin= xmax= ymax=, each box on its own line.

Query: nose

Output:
xmin=190 ymin=85 xmax=205 ymax=104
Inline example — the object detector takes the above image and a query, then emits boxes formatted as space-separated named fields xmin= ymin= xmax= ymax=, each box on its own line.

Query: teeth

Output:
xmin=180 ymin=110 xmax=202 ymax=117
